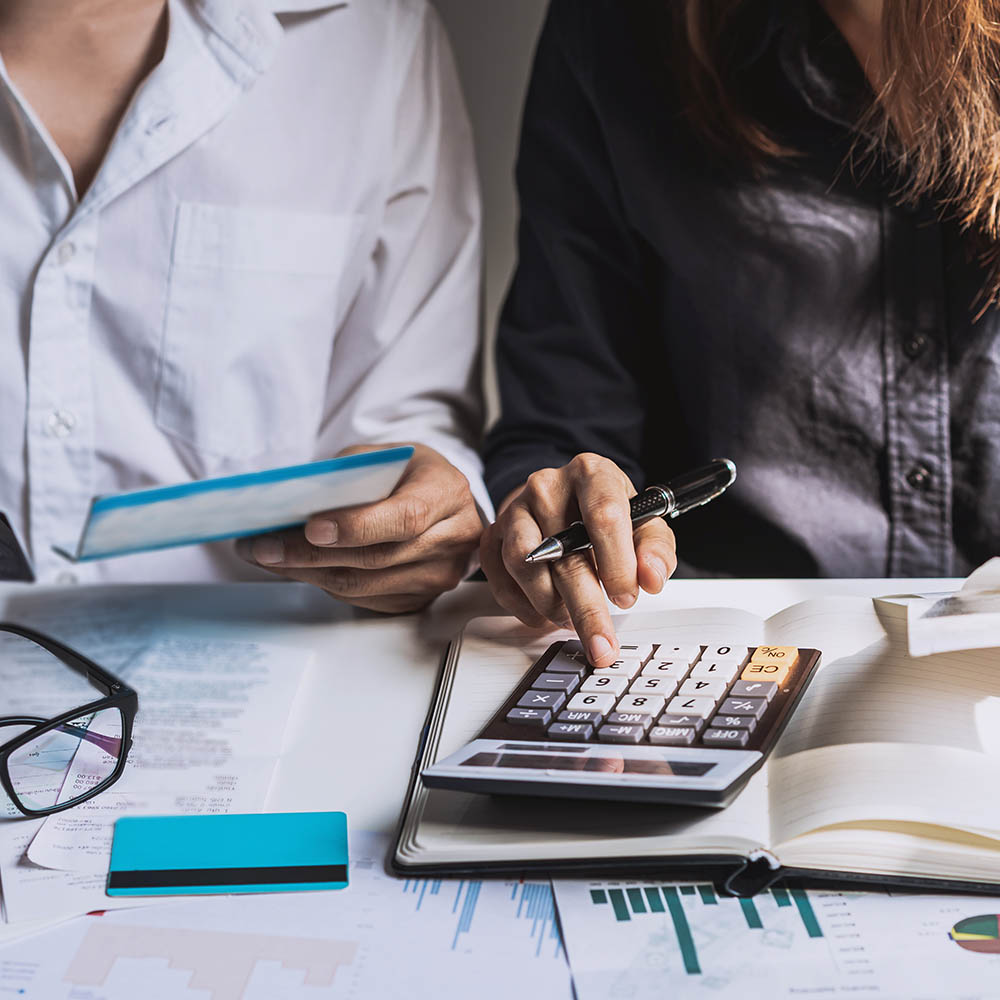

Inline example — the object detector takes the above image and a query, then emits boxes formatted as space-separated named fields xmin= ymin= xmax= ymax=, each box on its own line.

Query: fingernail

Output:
xmin=588 ymin=634 xmax=614 ymax=664
xmin=649 ymin=558 xmax=667 ymax=588
xmin=611 ymin=592 xmax=637 ymax=609
xmin=309 ymin=519 xmax=338 ymax=546
xmin=252 ymin=537 xmax=284 ymax=565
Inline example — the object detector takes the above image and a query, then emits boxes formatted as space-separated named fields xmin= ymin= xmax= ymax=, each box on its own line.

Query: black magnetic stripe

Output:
xmin=108 ymin=863 xmax=348 ymax=889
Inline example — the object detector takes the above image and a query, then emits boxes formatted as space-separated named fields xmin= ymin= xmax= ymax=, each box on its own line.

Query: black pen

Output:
xmin=524 ymin=459 xmax=737 ymax=564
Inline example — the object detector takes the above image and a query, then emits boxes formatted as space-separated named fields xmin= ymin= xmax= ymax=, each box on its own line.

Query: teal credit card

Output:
xmin=107 ymin=812 xmax=349 ymax=896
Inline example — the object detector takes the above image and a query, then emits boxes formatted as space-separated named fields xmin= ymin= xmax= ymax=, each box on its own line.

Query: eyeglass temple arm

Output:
xmin=0 ymin=716 xmax=122 ymax=755
xmin=0 ymin=622 xmax=130 ymax=695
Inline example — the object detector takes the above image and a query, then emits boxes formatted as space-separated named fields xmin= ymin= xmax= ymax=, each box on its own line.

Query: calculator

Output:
xmin=422 ymin=638 xmax=821 ymax=807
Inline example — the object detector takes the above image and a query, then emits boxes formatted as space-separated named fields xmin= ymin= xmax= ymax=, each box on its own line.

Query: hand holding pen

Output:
xmin=479 ymin=456 xmax=736 ymax=668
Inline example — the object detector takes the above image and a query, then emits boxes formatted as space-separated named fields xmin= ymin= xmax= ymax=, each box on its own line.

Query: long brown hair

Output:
xmin=675 ymin=0 xmax=1000 ymax=310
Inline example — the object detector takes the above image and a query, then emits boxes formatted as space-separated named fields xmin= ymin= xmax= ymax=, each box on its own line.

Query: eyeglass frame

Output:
xmin=0 ymin=622 xmax=137 ymax=818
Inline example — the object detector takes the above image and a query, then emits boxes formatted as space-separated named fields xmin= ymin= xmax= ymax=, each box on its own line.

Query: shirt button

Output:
xmin=56 ymin=571 xmax=78 ymax=585
xmin=45 ymin=409 xmax=78 ymax=437
xmin=56 ymin=241 xmax=77 ymax=265
xmin=903 ymin=333 xmax=929 ymax=359
xmin=906 ymin=464 xmax=933 ymax=491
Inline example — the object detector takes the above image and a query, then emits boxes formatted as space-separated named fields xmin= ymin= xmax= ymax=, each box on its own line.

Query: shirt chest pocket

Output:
xmin=156 ymin=202 xmax=359 ymax=465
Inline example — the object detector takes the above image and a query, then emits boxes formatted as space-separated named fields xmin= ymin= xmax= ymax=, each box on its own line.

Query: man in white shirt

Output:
xmin=0 ymin=0 xmax=489 ymax=611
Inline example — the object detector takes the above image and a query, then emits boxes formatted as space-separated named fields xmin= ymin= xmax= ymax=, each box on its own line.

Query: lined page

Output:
xmin=762 ymin=598 xmax=1000 ymax=847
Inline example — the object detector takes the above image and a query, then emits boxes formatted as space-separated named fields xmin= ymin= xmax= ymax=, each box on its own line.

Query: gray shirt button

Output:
xmin=906 ymin=464 xmax=933 ymax=491
xmin=903 ymin=333 xmax=929 ymax=359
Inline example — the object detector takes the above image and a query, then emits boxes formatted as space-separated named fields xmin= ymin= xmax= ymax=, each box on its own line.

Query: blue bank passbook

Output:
xmin=107 ymin=812 xmax=349 ymax=896
xmin=57 ymin=446 xmax=413 ymax=562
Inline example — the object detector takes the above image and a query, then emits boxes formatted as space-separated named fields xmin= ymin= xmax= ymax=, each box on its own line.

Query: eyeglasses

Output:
xmin=0 ymin=623 xmax=137 ymax=818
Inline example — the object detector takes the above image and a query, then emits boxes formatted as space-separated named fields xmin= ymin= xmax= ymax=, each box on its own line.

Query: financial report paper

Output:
xmin=0 ymin=593 xmax=309 ymax=937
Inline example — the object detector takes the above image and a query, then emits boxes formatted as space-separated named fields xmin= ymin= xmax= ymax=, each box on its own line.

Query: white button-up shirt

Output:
xmin=0 ymin=0 xmax=487 ymax=585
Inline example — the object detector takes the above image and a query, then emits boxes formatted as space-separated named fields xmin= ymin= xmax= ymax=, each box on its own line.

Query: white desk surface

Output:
xmin=0 ymin=575 xmax=957 ymax=839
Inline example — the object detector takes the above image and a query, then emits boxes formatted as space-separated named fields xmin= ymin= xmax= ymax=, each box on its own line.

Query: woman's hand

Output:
xmin=480 ymin=454 xmax=677 ymax=666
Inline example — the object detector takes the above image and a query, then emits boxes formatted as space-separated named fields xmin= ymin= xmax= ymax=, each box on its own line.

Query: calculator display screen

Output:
xmin=460 ymin=752 xmax=715 ymax=777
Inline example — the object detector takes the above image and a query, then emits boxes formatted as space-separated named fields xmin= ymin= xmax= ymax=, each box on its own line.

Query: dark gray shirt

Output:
xmin=483 ymin=0 xmax=999 ymax=578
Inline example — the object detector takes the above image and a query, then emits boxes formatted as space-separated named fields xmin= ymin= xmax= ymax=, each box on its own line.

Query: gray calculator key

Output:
xmin=657 ymin=713 xmax=706 ymax=732
xmin=517 ymin=690 xmax=567 ymax=712
xmin=546 ymin=651 xmax=589 ymax=674
xmin=703 ymin=727 xmax=751 ymax=747
xmin=547 ymin=721 xmax=594 ymax=741
xmin=597 ymin=724 xmax=645 ymax=744
xmin=730 ymin=679 xmax=779 ymax=701
xmin=718 ymin=696 xmax=767 ymax=719
xmin=506 ymin=707 xmax=551 ymax=727
xmin=710 ymin=714 xmax=757 ymax=732
xmin=648 ymin=726 xmax=697 ymax=746
xmin=607 ymin=711 xmax=653 ymax=729
xmin=558 ymin=710 xmax=603 ymax=726
xmin=532 ymin=671 xmax=581 ymax=694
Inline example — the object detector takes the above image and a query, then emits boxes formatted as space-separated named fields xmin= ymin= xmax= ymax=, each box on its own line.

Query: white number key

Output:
xmin=703 ymin=643 xmax=750 ymax=663
xmin=679 ymin=676 xmax=729 ymax=699
xmin=580 ymin=673 xmax=629 ymax=696
xmin=641 ymin=659 xmax=690 ymax=679
xmin=596 ymin=659 xmax=643 ymax=679
xmin=566 ymin=691 xmax=617 ymax=715
xmin=666 ymin=694 xmax=718 ymax=718
xmin=614 ymin=694 xmax=665 ymax=716
xmin=690 ymin=659 xmax=741 ymax=682
xmin=629 ymin=675 xmax=678 ymax=697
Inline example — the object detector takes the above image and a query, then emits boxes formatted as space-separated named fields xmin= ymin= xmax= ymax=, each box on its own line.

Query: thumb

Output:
xmin=634 ymin=518 xmax=677 ymax=594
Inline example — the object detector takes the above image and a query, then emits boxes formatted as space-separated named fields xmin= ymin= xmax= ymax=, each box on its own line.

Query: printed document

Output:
xmin=0 ymin=832 xmax=571 ymax=1000
xmin=0 ymin=605 xmax=308 ymax=932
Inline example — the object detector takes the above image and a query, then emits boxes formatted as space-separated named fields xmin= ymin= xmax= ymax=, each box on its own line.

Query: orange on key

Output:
xmin=741 ymin=661 xmax=791 ymax=686
xmin=748 ymin=645 xmax=799 ymax=669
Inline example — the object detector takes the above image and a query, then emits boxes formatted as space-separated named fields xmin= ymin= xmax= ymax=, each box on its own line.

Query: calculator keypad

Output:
xmin=494 ymin=638 xmax=821 ymax=755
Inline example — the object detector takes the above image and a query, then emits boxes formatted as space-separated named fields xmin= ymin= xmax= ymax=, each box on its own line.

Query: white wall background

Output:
xmin=431 ymin=0 xmax=548 ymax=419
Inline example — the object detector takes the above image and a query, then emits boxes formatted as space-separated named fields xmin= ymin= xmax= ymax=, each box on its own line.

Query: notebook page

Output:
xmin=403 ymin=607 xmax=771 ymax=865
xmin=761 ymin=598 xmax=1000 ymax=847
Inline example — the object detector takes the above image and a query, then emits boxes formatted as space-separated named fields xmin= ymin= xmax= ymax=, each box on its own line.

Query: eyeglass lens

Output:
xmin=5 ymin=707 xmax=125 ymax=813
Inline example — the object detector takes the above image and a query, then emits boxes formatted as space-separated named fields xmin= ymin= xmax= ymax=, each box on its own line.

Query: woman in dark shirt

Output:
xmin=480 ymin=0 xmax=1000 ymax=666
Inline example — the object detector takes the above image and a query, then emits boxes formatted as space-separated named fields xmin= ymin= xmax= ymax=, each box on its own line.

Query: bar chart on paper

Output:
xmin=401 ymin=876 xmax=562 ymax=957
xmin=553 ymin=878 xmax=1000 ymax=1000
xmin=585 ymin=882 xmax=822 ymax=974
xmin=0 ymin=835 xmax=571 ymax=1000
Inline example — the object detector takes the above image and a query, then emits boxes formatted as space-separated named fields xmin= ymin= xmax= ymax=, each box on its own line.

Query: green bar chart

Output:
xmin=585 ymin=880 xmax=824 ymax=976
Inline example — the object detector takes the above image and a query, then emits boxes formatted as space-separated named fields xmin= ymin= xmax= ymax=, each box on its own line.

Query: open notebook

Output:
xmin=393 ymin=597 xmax=1000 ymax=894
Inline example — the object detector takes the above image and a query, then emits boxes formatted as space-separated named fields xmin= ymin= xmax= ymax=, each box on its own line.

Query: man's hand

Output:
xmin=236 ymin=443 xmax=482 ymax=612
xmin=479 ymin=454 xmax=677 ymax=667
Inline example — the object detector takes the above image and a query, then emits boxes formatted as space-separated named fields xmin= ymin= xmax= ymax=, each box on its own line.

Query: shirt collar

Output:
xmin=187 ymin=0 xmax=348 ymax=80
xmin=773 ymin=0 xmax=870 ymax=128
